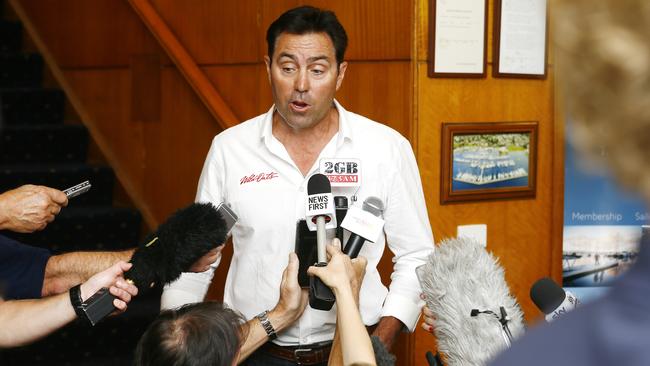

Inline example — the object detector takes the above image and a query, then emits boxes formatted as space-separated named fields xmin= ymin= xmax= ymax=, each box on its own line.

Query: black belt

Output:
xmin=260 ymin=340 xmax=332 ymax=365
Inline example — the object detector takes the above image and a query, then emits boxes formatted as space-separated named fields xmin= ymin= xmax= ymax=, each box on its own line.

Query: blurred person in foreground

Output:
xmin=491 ymin=0 xmax=650 ymax=365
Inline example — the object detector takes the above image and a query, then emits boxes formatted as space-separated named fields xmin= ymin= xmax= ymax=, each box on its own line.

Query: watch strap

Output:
xmin=69 ymin=284 xmax=89 ymax=322
xmin=256 ymin=310 xmax=277 ymax=340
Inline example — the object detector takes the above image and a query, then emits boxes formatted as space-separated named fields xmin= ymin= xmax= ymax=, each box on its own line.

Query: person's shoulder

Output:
xmin=211 ymin=113 xmax=266 ymax=146
xmin=345 ymin=110 xmax=408 ymax=145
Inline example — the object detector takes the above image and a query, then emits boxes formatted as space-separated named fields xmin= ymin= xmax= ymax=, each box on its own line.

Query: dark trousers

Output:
xmin=241 ymin=345 xmax=329 ymax=366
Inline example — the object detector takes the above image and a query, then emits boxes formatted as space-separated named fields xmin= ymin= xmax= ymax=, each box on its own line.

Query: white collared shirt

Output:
xmin=161 ymin=100 xmax=434 ymax=345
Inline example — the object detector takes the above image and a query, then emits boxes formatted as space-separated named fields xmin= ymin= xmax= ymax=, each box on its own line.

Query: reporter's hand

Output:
xmin=307 ymin=240 xmax=367 ymax=293
xmin=420 ymin=293 xmax=436 ymax=334
xmin=189 ymin=245 xmax=224 ymax=272
xmin=0 ymin=184 xmax=68 ymax=233
xmin=271 ymin=253 xmax=308 ymax=324
xmin=80 ymin=261 xmax=139 ymax=312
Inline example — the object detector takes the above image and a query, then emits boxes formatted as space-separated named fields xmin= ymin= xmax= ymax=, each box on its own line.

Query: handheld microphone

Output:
xmin=334 ymin=196 xmax=348 ymax=243
xmin=306 ymin=173 xmax=336 ymax=310
xmin=341 ymin=196 xmax=385 ymax=259
xmin=530 ymin=277 xmax=580 ymax=322
xmin=416 ymin=237 xmax=525 ymax=365
xmin=81 ymin=203 xmax=230 ymax=325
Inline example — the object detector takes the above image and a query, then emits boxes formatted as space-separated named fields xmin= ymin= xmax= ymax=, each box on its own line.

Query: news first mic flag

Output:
xmin=417 ymin=237 xmax=525 ymax=366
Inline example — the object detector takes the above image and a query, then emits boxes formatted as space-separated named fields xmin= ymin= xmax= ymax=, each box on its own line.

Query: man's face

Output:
xmin=265 ymin=32 xmax=347 ymax=131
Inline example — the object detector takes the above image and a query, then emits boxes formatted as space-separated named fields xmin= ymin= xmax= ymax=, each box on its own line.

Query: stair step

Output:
xmin=0 ymin=52 xmax=43 ymax=87
xmin=1 ymin=206 xmax=142 ymax=252
xmin=0 ymin=124 xmax=88 ymax=163
xmin=0 ymin=20 xmax=22 ymax=52
xmin=0 ymin=163 xmax=115 ymax=206
xmin=1 ymin=88 xmax=65 ymax=125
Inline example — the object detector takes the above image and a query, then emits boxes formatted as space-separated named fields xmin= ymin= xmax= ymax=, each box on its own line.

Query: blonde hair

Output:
xmin=555 ymin=0 xmax=650 ymax=201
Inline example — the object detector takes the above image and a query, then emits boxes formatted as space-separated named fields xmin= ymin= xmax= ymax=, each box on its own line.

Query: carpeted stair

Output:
xmin=0 ymin=15 xmax=160 ymax=366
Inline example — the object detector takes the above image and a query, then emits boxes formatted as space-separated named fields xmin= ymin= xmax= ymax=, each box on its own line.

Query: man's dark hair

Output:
xmin=266 ymin=5 xmax=348 ymax=66
xmin=134 ymin=302 xmax=247 ymax=366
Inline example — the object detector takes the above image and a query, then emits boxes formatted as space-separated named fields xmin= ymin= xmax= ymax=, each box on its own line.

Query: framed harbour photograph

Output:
xmin=440 ymin=122 xmax=538 ymax=203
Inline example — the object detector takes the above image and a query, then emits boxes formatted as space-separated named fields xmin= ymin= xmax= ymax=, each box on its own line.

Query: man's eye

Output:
xmin=312 ymin=69 xmax=324 ymax=75
xmin=282 ymin=67 xmax=295 ymax=73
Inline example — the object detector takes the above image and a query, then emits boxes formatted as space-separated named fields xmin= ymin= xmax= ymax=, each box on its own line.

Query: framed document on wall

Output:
xmin=440 ymin=122 xmax=538 ymax=203
xmin=428 ymin=0 xmax=488 ymax=78
xmin=493 ymin=0 xmax=548 ymax=78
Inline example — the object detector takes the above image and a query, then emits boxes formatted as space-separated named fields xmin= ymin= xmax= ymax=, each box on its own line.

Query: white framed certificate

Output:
xmin=428 ymin=0 xmax=488 ymax=78
xmin=493 ymin=0 xmax=548 ymax=78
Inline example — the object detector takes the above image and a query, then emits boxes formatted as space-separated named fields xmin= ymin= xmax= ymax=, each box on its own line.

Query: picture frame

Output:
xmin=441 ymin=122 xmax=538 ymax=203
xmin=493 ymin=0 xmax=548 ymax=78
xmin=428 ymin=0 xmax=488 ymax=78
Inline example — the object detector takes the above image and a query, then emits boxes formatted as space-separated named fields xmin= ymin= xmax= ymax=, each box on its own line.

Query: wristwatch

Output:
xmin=256 ymin=310 xmax=277 ymax=340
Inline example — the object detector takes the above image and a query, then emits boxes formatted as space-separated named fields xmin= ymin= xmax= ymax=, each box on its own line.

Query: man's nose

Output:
xmin=294 ymin=70 xmax=309 ymax=93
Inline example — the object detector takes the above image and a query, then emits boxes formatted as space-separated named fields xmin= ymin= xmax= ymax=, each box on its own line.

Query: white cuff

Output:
xmin=381 ymin=293 xmax=424 ymax=332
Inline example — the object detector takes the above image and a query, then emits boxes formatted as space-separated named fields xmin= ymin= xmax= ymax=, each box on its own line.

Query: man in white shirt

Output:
xmin=161 ymin=5 xmax=434 ymax=365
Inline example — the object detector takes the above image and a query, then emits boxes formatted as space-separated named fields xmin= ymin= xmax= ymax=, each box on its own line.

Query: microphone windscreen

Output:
xmin=126 ymin=202 xmax=227 ymax=289
xmin=417 ymin=237 xmax=525 ymax=366
xmin=530 ymin=277 xmax=566 ymax=315
xmin=371 ymin=335 xmax=396 ymax=366
xmin=307 ymin=173 xmax=331 ymax=195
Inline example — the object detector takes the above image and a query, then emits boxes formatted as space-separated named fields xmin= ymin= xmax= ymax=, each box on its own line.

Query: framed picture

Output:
xmin=428 ymin=0 xmax=488 ymax=78
xmin=493 ymin=0 xmax=548 ymax=78
xmin=441 ymin=122 xmax=538 ymax=203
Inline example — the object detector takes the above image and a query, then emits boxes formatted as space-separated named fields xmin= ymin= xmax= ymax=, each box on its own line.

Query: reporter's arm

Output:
xmin=42 ymin=249 xmax=135 ymax=297
xmin=0 ymin=261 xmax=137 ymax=347
xmin=309 ymin=244 xmax=375 ymax=366
xmin=237 ymin=252 xmax=308 ymax=364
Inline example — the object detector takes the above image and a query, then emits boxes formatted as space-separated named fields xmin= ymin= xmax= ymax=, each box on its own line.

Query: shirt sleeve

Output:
xmin=160 ymin=138 xmax=225 ymax=310
xmin=380 ymin=138 xmax=435 ymax=331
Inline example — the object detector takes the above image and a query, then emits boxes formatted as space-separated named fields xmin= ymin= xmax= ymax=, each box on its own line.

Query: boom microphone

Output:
xmin=417 ymin=237 xmax=525 ymax=366
xmin=530 ymin=277 xmax=580 ymax=322
xmin=81 ymin=202 xmax=229 ymax=325
xmin=341 ymin=196 xmax=385 ymax=259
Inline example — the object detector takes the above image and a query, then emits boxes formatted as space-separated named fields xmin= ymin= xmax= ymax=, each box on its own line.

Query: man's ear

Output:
xmin=335 ymin=61 xmax=348 ymax=91
xmin=264 ymin=55 xmax=272 ymax=84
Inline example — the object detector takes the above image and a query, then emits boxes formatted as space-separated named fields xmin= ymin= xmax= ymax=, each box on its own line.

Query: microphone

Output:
xmin=81 ymin=202 xmax=230 ymax=325
xmin=341 ymin=196 xmax=385 ymax=259
xmin=306 ymin=173 xmax=336 ymax=310
xmin=306 ymin=173 xmax=336 ymax=262
xmin=334 ymin=196 xmax=348 ymax=243
xmin=416 ymin=237 xmax=525 ymax=365
xmin=530 ymin=277 xmax=580 ymax=322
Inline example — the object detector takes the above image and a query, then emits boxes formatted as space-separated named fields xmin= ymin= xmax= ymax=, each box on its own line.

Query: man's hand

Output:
xmin=270 ymin=252 xmax=309 ymax=327
xmin=0 ymin=185 xmax=68 ymax=233
xmin=79 ymin=261 xmax=139 ymax=312
xmin=188 ymin=245 xmax=224 ymax=272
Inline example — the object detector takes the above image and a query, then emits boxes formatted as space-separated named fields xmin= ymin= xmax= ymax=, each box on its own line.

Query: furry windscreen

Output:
xmin=418 ymin=237 xmax=525 ymax=366
xmin=126 ymin=202 xmax=228 ymax=289
xmin=371 ymin=335 xmax=396 ymax=366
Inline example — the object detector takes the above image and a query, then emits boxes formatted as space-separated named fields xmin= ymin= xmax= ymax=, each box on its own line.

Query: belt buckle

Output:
xmin=294 ymin=347 xmax=313 ymax=365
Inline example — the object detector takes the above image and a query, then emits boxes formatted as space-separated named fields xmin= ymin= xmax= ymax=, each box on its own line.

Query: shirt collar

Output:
xmin=259 ymin=99 xmax=353 ymax=147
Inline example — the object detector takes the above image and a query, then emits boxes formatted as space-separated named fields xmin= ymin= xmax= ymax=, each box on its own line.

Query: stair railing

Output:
xmin=127 ymin=0 xmax=239 ymax=130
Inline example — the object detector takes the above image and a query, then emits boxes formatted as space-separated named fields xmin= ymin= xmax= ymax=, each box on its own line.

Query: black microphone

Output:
xmin=416 ymin=237 xmax=525 ymax=365
xmin=81 ymin=203 xmax=230 ymax=325
xmin=530 ymin=277 xmax=580 ymax=322
xmin=342 ymin=196 xmax=384 ymax=259
xmin=305 ymin=173 xmax=336 ymax=310
xmin=334 ymin=196 xmax=348 ymax=243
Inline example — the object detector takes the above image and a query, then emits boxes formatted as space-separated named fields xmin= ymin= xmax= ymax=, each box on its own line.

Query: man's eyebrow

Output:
xmin=277 ymin=52 xmax=297 ymax=61
xmin=307 ymin=55 xmax=331 ymax=63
